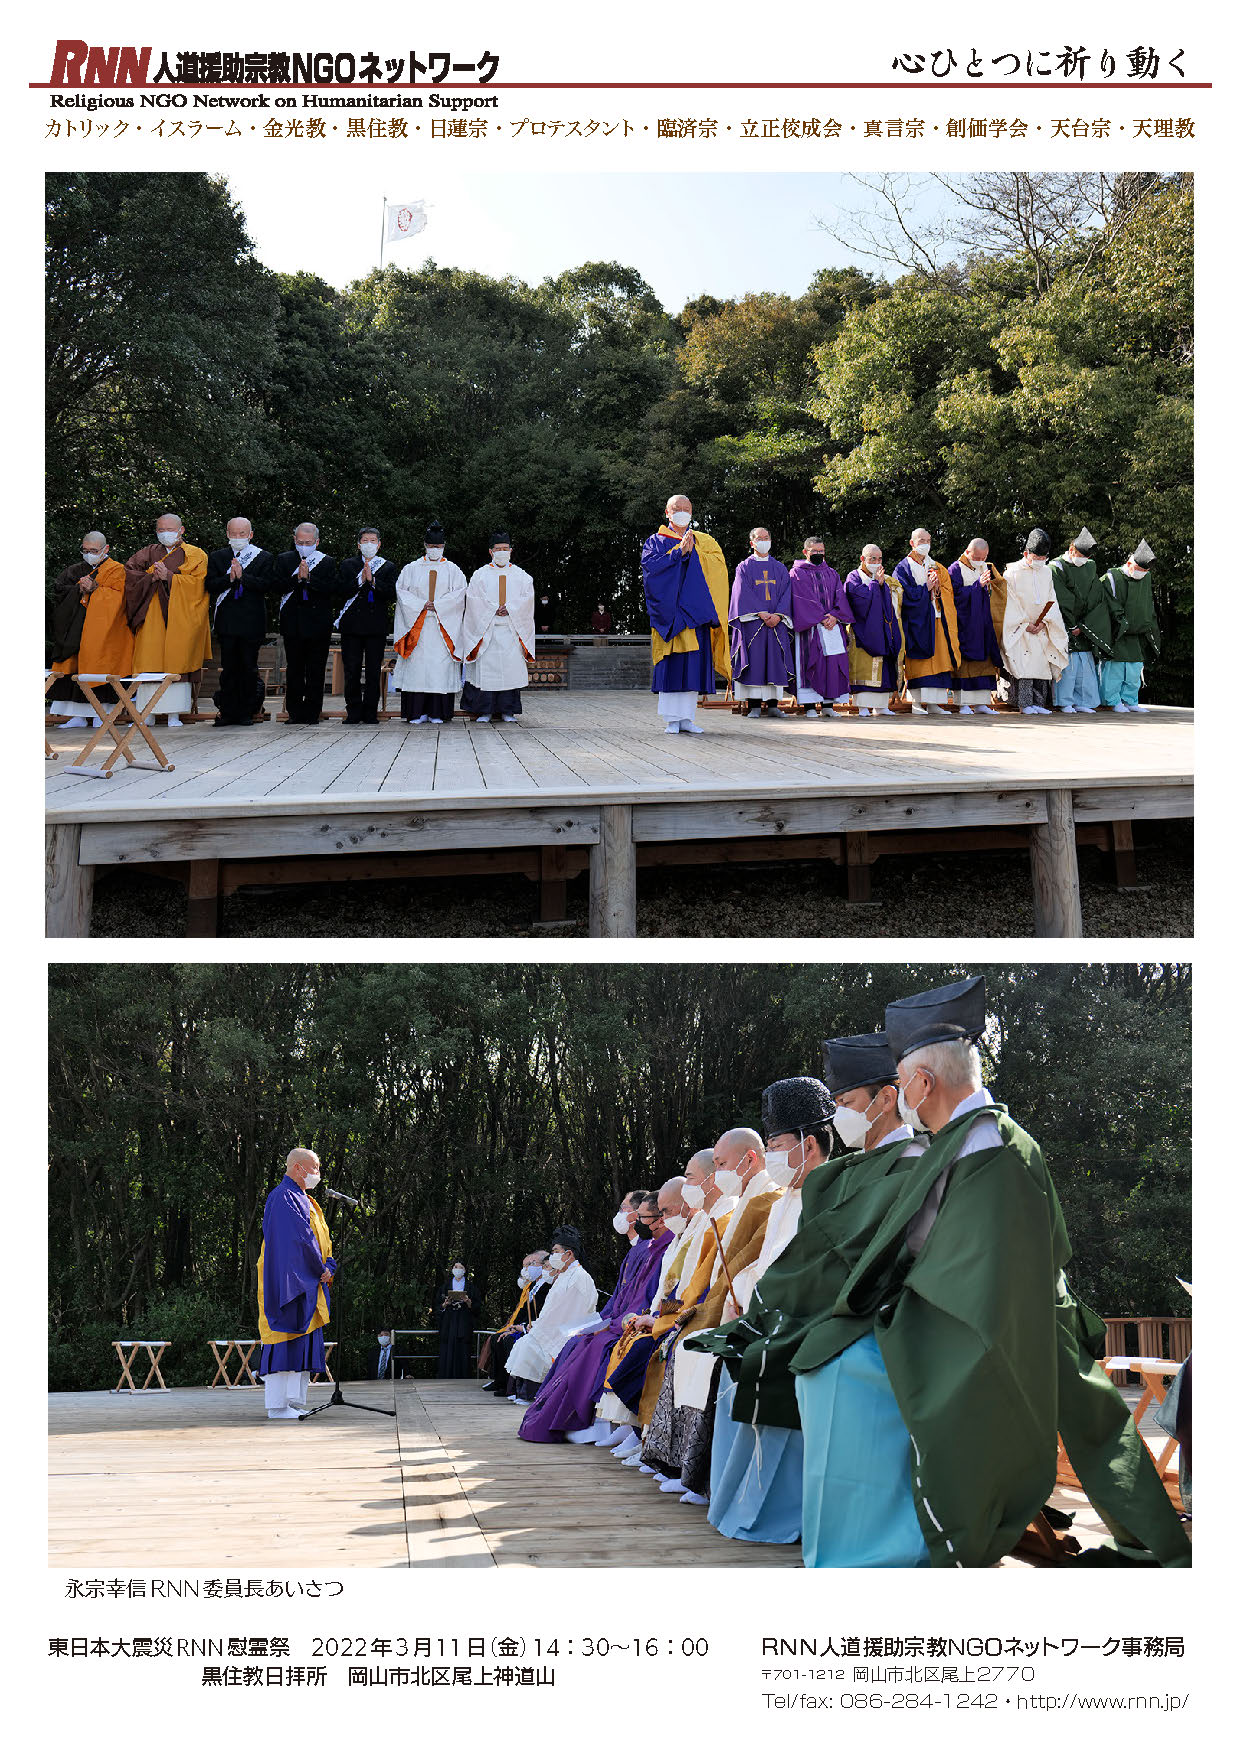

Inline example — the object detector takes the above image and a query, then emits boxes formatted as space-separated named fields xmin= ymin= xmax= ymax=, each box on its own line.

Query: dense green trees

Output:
xmin=48 ymin=964 xmax=1189 ymax=1388
xmin=46 ymin=172 xmax=1192 ymax=697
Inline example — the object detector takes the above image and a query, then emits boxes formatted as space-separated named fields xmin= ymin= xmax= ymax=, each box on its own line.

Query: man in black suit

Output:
xmin=207 ymin=516 xmax=275 ymax=725
xmin=336 ymin=525 xmax=399 ymax=724
xmin=366 ymin=1326 xmax=397 ymax=1381
xmin=274 ymin=522 xmax=338 ymax=724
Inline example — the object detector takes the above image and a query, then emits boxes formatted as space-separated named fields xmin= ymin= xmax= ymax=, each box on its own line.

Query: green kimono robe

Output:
xmin=1101 ymin=566 xmax=1161 ymax=665
xmin=1049 ymin=557 xmax=1112 ymax=658
xmin=688 ymin=1105 xmax=1190 ymax=1569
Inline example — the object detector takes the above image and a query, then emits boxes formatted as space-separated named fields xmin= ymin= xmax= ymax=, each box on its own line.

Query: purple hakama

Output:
xmin=789 ymin=559 xmax=852 ymax=703
xmin=518 ymin=1231 xmax=672 ymax=1442
xmin=844 ymin=567 xmax=903 ymax=696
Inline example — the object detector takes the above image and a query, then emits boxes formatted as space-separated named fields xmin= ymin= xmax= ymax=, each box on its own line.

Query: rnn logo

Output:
xmin=50 ymin=41 xmax=152 ymax=86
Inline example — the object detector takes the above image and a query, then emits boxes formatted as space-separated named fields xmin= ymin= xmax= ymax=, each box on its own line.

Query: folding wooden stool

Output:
xmin=111 ymin=1339 xmax=171 ymax=1393
xmin=62 ymin=672 xmax=178 ymax=780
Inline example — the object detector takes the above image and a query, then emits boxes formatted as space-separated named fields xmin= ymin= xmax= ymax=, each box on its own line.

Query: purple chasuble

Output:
xmin=728 ymin=555 xmax=793 ymax=686
xmin=518 ymin=1231 xmax=673 ymax=1442
xmin=789 ymin=559 xmax=852 ymax=699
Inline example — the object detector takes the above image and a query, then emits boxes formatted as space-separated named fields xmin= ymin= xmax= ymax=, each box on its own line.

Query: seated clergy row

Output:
xmin=642 ymin=495 xmax=1162 ymax=733
xmin=47 ymin=518 xmax=536 ymax=729
xmin=487 ymin=976 xmax=1189 ymax=1569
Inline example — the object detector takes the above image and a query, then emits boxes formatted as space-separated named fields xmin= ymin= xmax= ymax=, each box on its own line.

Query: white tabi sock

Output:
xmin=679 ymin=1490 xmax=709 ymax=1505
xmin=680 ymin=720 xmax=705 ymax=734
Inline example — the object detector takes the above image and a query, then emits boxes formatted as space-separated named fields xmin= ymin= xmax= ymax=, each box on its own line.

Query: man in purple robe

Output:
xmin=844 ymin=543 xmax=903 ymax=715
xmin=788 ymin=536 xmax=853 ymax=714
xmin=729 ymin=528 xmax=793 ymax=718
xmin=257 ymin=1147 xmax=336 ymax=1420
xmin=518 ymin=1192 xmax=672 ymax=1444
xmin=947 ymin=537 xmax=1003 ymax=714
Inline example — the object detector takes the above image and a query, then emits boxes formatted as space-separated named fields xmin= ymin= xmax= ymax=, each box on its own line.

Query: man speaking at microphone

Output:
xmin=257 ymin=1148 xmax=336 ymax=1420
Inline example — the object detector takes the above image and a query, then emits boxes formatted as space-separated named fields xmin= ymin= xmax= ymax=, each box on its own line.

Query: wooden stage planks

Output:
xmin=49 ymin=1379 xmax=1138 ymax=1570
xmin=45 ymin=693 xmax=1193 ymax=939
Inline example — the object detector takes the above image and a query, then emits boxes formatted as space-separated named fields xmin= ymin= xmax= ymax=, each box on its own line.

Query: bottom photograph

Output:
xmin=47 ymin=961 xmax=1191 ymax=1570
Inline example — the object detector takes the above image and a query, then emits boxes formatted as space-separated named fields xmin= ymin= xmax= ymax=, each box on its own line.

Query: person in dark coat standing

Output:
xmin=436 ymin=1259 xmax=480 ymax=1377
xmin=207 ymin=517 xmax=275 ymax=726
xmin=336 ymin=525 xmax=398 ymax=724
xmin=274 ymin=521 xmax=338 ymax=724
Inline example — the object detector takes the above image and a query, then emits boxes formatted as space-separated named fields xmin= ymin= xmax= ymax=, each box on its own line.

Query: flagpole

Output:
xmin=379 ymin=194 xmax=386 ymax=272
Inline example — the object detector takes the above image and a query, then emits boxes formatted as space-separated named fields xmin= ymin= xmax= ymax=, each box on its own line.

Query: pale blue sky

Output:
xmin=221 ymin=170 xmax=953 ymax=309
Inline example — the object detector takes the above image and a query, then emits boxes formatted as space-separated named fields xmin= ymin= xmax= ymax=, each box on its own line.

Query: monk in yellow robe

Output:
xmin=893 ymin=527 xmax=960 ymax=715
xmin=47 ymin=531 xmax=133 ymax=725
xmin=124 ymin=510 xmax=210 ymax=724
xmin=641 ymin=494 xmax=731 ymax=734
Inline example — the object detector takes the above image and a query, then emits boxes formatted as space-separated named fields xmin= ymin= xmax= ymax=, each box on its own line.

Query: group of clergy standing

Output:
xmin=47 ymin=516 xmax=537 ymax=729
xmin=485 ymin=975 xmax=1189 ymax=1569
xmin=642 ymin=495 xmax=1163 ymax=733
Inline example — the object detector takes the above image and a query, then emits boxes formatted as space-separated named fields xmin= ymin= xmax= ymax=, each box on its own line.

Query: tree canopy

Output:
xmin=48 ymin=963 xmax=1190 ymax=1389
xmin=46 ymin=171 xmax=1192 ymax=699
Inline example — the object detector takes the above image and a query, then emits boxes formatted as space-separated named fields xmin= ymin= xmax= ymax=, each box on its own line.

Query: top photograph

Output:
xmin=43 ymin=169 xmax=1192 ymax=940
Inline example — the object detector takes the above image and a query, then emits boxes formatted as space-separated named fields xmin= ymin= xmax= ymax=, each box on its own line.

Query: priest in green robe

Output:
xmin=1050 ymin=527 xmax=1111 ymax=714
xmin=691 ymin=976 xmax=1190 ymax=1569
xmin=1100 ymin=538 xmax=1161 ymax=713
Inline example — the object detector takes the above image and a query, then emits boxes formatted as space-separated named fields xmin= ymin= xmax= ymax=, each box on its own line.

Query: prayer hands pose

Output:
xmin=229 ymin=557 xmax=243 ymax=582
xmin=297 ymin=560 xmax=310 ymax=582
xmin=678 ymin=529 xmax=696 ymax=556
xmin=361 ymin=560 xmax=373 ymax=584
xmin=928 ymin=577 xmax=941 ymax=600
xmin=151 ymin=560 xmax=169 ymax=582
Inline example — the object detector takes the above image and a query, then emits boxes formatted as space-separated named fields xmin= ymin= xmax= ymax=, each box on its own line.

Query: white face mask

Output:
xmin=764 ymin=1149 xmax=794 ymax=1188
xmin=612 ymin=1209 xmax=631 ymax=1235
xmin=712 ymin=1168 xmax=743 ymax=1199
xmin=1127 ymin=563 xmax=1148 ymax=578
xmin=82 ymin=550 xmax=106 ymax=566
xmin=682 ymin=1181 xmax=706 ymax=1210
xmin=913 ymin=541 xmax=931 ymax=556
xmin=668 ymin=510 xmax=692 ymax=529
xmin=157 ymin=529 xmax=181 ymax=547
xmin=426 ymin=546 xmax=444 ymax=561
xmin=303 ymin=1170 xmax=321 ymax=1189
xmin=359 ymin=541 xmax=379 ymax=559
xmin=831 ymin=1099 xmax=875 ymax=1151
xmin=229 ymin=536 xmax=250 ymax=554
xmin=523 ymin=1263 xmax=543 ymax=1283
xmin=663 ymin=1214 xmax=687 ymax=1236
xmin=865 ymin=561 xmax=883 ymax=577
xmin=1065 ymin=552 xmax=1085 ymax=567
xmin=492 ymin=551 xmax=511 ymax=567
xmin=295 ymin=542 xmax=316 ymax=559
xmin=378 ymin=1334 xmax=390 ymax=1345
xmin=896 ymin=1076 xmax=930 ymax=1134
xmin=752 ymin=540 xmax=771 ymax=556
xmin=547 ymin=1251 xmax=566 ymax=1271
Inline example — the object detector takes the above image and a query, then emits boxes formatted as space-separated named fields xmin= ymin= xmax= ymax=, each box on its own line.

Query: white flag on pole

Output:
xmin=386 ymin=200 xmax=428 ymax=243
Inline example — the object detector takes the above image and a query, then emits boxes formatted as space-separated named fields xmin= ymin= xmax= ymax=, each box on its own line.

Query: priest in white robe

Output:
xmin=1003 ymin=528 xmax=1069 ymax=714
xmin=460 ymin=530 xmax=536 ymax=722
xmin=504 ymin=1226 xmax=598 ymax=1401
xmin=391 ymin=520 xmax=468 ymax=723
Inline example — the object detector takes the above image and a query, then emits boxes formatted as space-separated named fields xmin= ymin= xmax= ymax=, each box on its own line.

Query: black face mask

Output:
xmin=808 ymin=553 xmax=825 ymax=565
xmin=633 ymin=1220 xmax=654 ymax=1241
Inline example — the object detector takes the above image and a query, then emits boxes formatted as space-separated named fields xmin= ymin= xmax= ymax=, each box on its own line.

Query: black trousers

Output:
xmin=284 ymin=631 xmax=331 ymax=723
xmin=401 ymin=689 xmax=455 ymax=722
xmin=213 ymin=633 xmax=264 ymax=724
xmin=341 ymin=633 xmax=386 ymax=722
xmin=460 ymin=681 xmax=522 ymax=718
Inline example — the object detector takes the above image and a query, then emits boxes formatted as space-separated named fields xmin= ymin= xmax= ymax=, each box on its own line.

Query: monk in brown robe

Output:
xmin=124 ymin=510 xmax=210 ymax=724
xmin=47 ymin=530 xmax=133 ymax=726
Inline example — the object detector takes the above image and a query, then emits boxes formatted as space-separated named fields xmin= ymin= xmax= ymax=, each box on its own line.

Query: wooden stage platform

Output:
xmin=45 ymin=693 xmax=1193 ymax=939
xmin=49 ymin=1379 xmax=1134 ymax=1569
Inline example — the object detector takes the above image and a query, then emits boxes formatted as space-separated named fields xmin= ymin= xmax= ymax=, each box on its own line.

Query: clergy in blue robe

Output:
xmin=844 ymin=546 xmax=903 ymax=714
xmin=641 ymin=494 xmax=731 ymax=734
xmin=729 ymin=530 xmax=793 ymax=716
xmin=947 ymin=538 xmax=1004 ymax=714
xmin=257 ymin=1147 xmax=336 ymax=1419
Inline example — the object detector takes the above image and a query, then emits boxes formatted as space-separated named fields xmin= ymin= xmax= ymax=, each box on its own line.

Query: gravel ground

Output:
xmin=89 ymin=822 xmax=1192 ymax=939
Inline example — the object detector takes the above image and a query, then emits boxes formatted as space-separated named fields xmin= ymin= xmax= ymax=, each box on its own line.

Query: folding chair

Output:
xmin=112 ymin=1339 xmax=171 ymax=1393
xmin=62 ymin=672 xmax=178 ymax=780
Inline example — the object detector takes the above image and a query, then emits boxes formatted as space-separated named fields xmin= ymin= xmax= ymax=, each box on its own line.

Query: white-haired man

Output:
xmin=206 ymin=516 xmax=275 ymax=726
xmin=257 ymin=1148 xmax=335 ymax=1420
xmin=640 ymin=494 xmax=731 ymax=733
xmin=947 ymin=538 xmax=1004 ymax=714
xmin=893 ymin=528 xmax=959 ymax=714
xmin=274 ymin=522 xmax=338 ymax=724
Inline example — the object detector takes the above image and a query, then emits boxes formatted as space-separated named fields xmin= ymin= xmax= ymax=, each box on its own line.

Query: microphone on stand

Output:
xmin=322 ymin=1185 xmax=360 ymax=1208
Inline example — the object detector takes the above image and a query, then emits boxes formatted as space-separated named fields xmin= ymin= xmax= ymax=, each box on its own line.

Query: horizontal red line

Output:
xmin=29 ymin=81 xmax=1209 ymax=91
